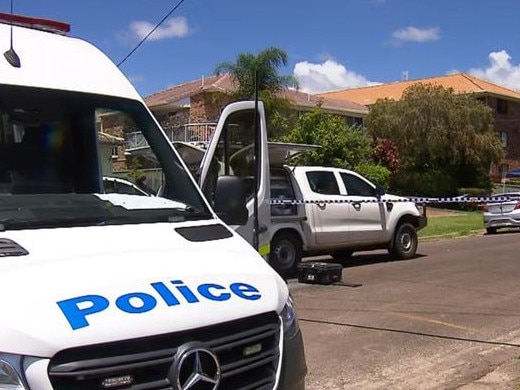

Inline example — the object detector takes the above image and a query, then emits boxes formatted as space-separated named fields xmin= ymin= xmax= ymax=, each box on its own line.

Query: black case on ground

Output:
xmin=297 ymin=262 xmax=343 ymax=285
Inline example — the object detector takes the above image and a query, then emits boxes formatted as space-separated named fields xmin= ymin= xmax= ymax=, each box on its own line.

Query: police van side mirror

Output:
xmin=214 ymin=176 xmax=248 ymax=225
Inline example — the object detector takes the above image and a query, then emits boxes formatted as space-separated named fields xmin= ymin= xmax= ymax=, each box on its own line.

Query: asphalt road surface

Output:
xmin=289 ymin=231 xmax=520 ymax=390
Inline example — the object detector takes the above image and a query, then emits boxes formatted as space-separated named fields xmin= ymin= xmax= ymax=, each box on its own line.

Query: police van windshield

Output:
xmin=0 ymin=84 xmax=211 ymax=230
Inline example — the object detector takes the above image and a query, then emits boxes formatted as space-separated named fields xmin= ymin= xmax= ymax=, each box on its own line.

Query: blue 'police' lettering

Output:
xmin=57 ymin=294 xmax=109 ymax=330
xmin=230 ymin=283 xmax=261 ymax=300
xmin=115 ymin=292 xmax=157 ymax=313
xmin=57 ymin=280 xmax=262 ymax=330
xmin=171 ymin=280 xmax=200 ymax=303
xmin=151 ymin=282 xmax=180 ymax=306
xmin=197 ymin=283 xmax=231 ymax=301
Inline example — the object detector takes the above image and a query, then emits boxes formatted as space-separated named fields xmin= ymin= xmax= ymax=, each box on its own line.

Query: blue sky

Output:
xmin=7 ymin=0 xmax=520 ymax=97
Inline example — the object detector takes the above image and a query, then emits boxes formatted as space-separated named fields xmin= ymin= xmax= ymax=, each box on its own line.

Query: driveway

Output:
xmin=290 ymin=232 xmax=520 ymax=389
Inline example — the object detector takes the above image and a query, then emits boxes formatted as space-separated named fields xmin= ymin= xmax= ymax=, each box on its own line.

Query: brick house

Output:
xmin=318 ymin=73 xmax=520 ymax=179
xmin=140 ymin=73 xmax=368 ymax=147
xmin=97 ymin=131 xmax=125 ymax=176
xmin=98 ymin=73 xmax=369 ymax=179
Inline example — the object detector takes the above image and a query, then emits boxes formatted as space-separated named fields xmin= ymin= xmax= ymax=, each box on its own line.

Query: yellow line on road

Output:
xmin=392 ymin=312 xmax=472 ymax=331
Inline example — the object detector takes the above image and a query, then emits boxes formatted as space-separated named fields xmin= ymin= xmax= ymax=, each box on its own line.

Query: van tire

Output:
xmin=269 ymin=231 xmax=302 ymax=279
xmin=389 ymin=223 xmax=418 ymax=260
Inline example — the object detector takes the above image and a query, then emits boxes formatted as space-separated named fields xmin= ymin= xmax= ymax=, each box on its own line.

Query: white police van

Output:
xmin=0 ymin=12 xmax=306 ymax=389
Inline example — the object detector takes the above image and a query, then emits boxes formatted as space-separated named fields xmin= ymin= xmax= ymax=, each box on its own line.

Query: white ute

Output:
xmin=0 ymin=13 xmax=306 ymax=389
xmin=268 ymin=165 xmax=427 ymax=277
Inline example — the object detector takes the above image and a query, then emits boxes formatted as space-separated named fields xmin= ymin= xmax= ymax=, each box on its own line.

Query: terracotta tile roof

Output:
xmin=144 ymin=74 xmax=368 ymax=116
xmin=144 ymin=74 xmax=236 ymax=107
xmin=317 ymin=73 xmax=520 ymax=105
xmin=280 ymin=88 xmax=368 ymax=115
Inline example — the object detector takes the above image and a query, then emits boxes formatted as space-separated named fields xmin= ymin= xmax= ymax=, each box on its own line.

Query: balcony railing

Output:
xmin=126 ymin=123 xmax=216 ymax=149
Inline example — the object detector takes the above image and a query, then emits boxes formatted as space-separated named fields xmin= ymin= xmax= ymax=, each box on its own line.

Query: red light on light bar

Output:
xmin=0 ymin=12 xmax=70 ymax=34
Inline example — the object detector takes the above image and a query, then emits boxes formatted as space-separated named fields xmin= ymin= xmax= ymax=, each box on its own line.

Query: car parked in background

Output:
xmin=483 ymin=192 xmax=520 ymax=234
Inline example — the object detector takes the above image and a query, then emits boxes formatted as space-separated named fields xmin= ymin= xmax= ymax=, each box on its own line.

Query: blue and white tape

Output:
xmin=269 ymin=196 xmax=520 ymax=205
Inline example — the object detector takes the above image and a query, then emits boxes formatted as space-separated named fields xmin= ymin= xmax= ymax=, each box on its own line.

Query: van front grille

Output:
xmin=48 ymin=312 xmax=280 ymax=390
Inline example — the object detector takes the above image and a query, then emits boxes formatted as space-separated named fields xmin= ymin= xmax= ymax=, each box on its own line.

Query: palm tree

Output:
xmin=215 ymin=47 xmax=298 ymax=99
xmin=214 ymin=47 xmax=299 ymax=138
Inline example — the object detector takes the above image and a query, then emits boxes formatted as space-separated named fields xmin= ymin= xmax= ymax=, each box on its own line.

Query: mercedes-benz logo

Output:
xmin=169 ymin=342 xmax=221 ymax=390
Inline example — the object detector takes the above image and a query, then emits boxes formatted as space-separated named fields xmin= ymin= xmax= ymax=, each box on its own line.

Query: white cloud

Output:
xmin=392 ymin=26 xmax=440 ymax=44
xmin=468 ymin=50 xmax=520 ymax=91
xmin=293 ymin=59 xmax=379 ymax=94
xmin=128 ymin=17 xmax=189 ymax=41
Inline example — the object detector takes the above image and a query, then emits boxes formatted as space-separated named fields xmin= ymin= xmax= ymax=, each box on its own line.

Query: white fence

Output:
xmin=126 ymin=123 xmax=216 ymax=149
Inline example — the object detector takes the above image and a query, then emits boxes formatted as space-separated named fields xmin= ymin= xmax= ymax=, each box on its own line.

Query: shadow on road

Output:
xmin=302 ymin=252 xmax=428 ymax=269
xmin=485 ymin=228 xmax=520 ymax=236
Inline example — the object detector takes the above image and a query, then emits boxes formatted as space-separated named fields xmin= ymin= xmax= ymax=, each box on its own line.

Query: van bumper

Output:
xmin=278 ymin=328 xmax=307 ymax=389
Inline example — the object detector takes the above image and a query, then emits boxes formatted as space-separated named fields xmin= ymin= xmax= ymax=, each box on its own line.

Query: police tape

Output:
xmin=269 ymin=195 xmax=520 ymax=205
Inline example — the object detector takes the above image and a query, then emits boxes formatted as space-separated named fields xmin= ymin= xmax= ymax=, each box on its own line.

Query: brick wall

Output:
xmin=494 ymin=98 xmax=520 ymax=162
xmin=189 ymin=91 xmax=233 ymax=123
xmin=486 ymin=97 xmax=520 ymax=177
xmin=154 ymin=109 xmax=190 ymax=131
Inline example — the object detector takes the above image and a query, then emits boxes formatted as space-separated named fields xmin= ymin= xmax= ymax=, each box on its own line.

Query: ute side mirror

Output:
xmin=374 ymin=185 xmax=386 ymax=198
xmin=214 ymin=176 xmax=248 ymax=225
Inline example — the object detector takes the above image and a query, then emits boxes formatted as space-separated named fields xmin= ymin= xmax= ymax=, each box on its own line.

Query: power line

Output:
xmin=117 ymin=0 xmax=187 ymax=68
xmin=300 ymin=317 xmax=520 ymax=348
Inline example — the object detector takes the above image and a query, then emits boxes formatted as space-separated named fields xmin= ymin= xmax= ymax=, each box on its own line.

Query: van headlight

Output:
xmin=0 ymin=354 xmax=26 ymax=389
xmin=280 ymin=295 xmax=300 ymax=340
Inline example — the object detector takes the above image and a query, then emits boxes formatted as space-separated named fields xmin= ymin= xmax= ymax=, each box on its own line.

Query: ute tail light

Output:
xmin=482 ymin=204 xmax=489 ymax=212
xmin=0 ymin=12 xmax=70 ymax=34
xmin=515 ymin=201 xmax=520 ymax=210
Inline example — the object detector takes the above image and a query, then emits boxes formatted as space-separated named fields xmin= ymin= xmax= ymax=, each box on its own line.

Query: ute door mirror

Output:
xmin=214 ymin=176 xmax=248 ymax=225
xmin=375 ymin=185 xmax=386 ymax=198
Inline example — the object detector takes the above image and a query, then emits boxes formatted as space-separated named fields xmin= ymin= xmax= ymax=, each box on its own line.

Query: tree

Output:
xmin=281 ymin=106 xmax=390 ymax=188
xmin=215 ymin=47 xmax=298 ymax=139
xmin=215 ymin=47 xmax=298 ymax=99
xmin=365 ymin=84 xmax=505 ymax=195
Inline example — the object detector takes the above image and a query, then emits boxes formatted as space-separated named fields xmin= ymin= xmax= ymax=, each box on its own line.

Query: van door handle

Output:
xmin=352 ymin=202 xmax=361 ymax=210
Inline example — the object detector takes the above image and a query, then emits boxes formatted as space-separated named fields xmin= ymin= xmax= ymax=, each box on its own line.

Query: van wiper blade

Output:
xmin=0 ymin=216 xmax=113 ymax=231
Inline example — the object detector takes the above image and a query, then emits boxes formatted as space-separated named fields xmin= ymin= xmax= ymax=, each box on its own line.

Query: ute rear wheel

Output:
xmin=269 ymin=231 xmax=302 ymax=279
xmin=389 ymin=223 xmax=418 ymax=260
xmin=486 ymin=227 xmax=497 ymax=235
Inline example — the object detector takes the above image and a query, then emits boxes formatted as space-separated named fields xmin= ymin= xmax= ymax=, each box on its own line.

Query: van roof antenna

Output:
xmin=4 ymin=0 xmax=21 ymax=68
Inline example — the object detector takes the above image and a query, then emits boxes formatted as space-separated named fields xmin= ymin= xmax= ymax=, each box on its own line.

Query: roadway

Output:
xmin=289 ymin=231 xmax=520 ymax=389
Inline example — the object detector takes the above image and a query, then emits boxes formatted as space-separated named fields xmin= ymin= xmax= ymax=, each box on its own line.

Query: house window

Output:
xmin=497 ymin=98 xmax=508 ymax=115
xmin=111 ymin=146 xmax=119 ymax=158
xmin=500 ymin=132 xmax=508 ymax=147
xmin=345 ymin=116 xmax=364 ymax=127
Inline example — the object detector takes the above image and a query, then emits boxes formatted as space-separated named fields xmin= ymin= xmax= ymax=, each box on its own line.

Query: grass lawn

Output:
xmin=419 ymin=210 xmax=484 ymax=239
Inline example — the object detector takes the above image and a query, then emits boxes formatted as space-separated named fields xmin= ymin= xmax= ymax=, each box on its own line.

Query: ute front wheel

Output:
xmin=389 ymin=223 xmax=418 ymax=260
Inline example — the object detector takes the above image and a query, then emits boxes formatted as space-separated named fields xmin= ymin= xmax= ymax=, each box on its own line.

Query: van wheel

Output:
xmin=269 ymin=231 xmax=302 ymax=279
xmin=389 ymin=223 xmax=418 ymax=260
